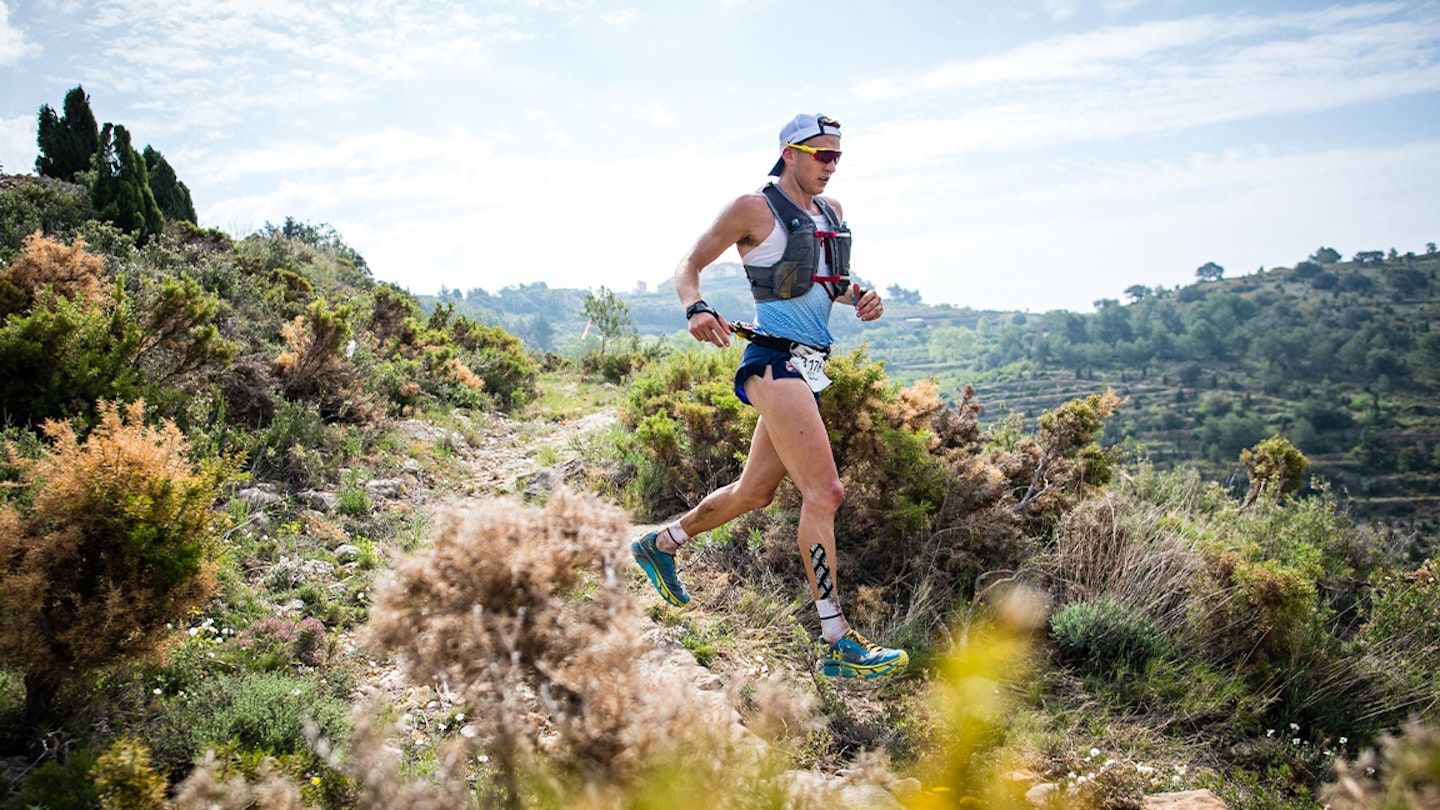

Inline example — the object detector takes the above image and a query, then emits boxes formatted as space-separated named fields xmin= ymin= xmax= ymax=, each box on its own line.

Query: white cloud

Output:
xmin=847 ymin=7 xmax=1440 ymax=165
xmin=65 ymin=0 xmax=517 ymax=126
xmin=201 ymin=126 xmax=769 ymax=297
xmin=1044 ymin=0 xmax=1079 ymax=21
xmin=0 ymin=113 xmax=36 ymax=174
xmin=0 ymin=1 xmax=40 ymax=66
xmin=855 ymin=5 xmax=1428 ymax=101
xmin=602 ymin=8 xmax=638 ymax=25
xmin=647 ymin=105 xmax=675 ymax=127
xmin=1103 ymin=0 xmax=1147 ymax=15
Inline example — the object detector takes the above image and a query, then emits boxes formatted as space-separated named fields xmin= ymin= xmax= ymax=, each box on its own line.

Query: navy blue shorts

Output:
xmin=734 ymin=342 xmax=814 ymax=406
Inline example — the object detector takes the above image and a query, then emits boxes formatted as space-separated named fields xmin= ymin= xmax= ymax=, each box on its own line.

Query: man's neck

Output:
xmin=775 ymin=175 xmax=816 ymax=211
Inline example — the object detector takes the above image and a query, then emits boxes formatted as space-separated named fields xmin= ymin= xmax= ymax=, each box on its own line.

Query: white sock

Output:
xmin=656 ymin=520 xmax=689 ymax=553
xmin=816 ymin=598 xmax=847 ymax=643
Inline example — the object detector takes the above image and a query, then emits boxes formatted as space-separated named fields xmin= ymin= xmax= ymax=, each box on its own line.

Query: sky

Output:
xmin=1 ymin=0 xmax=1438 ymax=313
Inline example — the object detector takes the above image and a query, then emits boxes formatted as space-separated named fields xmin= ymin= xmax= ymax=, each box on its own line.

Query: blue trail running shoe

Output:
xmin=819 ymin=629 xmax=908 ymax=679
xmin=631 ymin=531 xmax=691 ymax=606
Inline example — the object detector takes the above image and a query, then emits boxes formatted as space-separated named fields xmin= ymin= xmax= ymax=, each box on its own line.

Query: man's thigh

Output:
xmin=742 ymin=372 xmax=838 ymax=491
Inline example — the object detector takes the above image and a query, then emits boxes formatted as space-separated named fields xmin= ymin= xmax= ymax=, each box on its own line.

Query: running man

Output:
xmin=632 ymin=113 xmax=907 ymax=680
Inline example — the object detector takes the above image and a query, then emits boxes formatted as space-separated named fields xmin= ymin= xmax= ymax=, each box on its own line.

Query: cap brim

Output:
xmin=768 ymin=156 xmax=785 ymax=176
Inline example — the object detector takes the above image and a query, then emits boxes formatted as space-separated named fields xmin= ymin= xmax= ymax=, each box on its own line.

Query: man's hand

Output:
xmin=852 ymin=283 xmax=884 ymax=321
xmin=689 ymin=310 xmax=732 ymax=347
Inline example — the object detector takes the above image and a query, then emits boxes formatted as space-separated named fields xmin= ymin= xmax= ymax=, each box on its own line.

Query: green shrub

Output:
xmin=1361 ymin=559 xmax=1440 ymax=723
xmin=337 ymin=469 xmax=372 ymax=516
xmin=819 ymin=350 xmax=951 ymax=547
xmin=151 ymin=671 xmax=349 ymax=771
xmin=0 ymin=285 xmax=146 ymax=427
xmin=249 ymin=399 xmax=337 ymax=488
xmin=451 ymin=316 xmax=539 ymax=410
xmin=1050 ymin=596 xmax=1166 ymax=676
xmin=614 ymin=345 xmax=752 ymax=519
xmin=3 ymin=748 xmax=99 ymax=810
xmin=0 ymin=176 xmax=95 ymax=261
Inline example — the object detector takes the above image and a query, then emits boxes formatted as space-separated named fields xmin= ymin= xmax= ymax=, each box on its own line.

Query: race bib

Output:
xmin=789 ymin=346 xmax=831 ymax=393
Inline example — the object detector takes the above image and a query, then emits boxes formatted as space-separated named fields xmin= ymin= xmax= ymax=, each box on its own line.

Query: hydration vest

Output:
xmin=743 ymin=182 xmax=852 ymax=303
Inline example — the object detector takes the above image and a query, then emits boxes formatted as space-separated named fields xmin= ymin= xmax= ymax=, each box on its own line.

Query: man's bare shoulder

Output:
xmin=713 ymin=191 xmax=776 ymax=244
xmin=726 ymin=190 xmax=773 ymax=219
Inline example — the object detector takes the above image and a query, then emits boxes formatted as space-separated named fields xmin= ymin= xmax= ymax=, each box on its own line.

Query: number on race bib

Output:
xmin=790 ymin=346 xmax=831 ymax=393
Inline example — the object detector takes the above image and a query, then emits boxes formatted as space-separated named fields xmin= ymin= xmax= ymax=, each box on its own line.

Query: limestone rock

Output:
xmin=1145 ymin=789 xmax=1229 ymax=809
xmin=365 ymin=478 xmax=405 ymax=500
xmin=297 ymin=489 xmax=337 ymax=513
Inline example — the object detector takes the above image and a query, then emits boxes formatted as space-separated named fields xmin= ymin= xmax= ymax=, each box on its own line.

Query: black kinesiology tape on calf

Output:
xmin=808 ymin=543 xmax=835 ymax=603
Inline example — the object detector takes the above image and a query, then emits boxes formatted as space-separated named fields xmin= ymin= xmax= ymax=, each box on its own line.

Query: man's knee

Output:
xmin=734 ymin=484 xmax=776 ymax=512
xmin=803 ymin=478 xmax=845 ymax=513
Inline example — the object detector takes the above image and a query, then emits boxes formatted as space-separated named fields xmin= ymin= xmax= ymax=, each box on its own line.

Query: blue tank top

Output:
xmin=744 ymin=210 xmax=836 ymax=347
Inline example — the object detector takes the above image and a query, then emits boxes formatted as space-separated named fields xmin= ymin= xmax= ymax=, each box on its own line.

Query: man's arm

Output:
xmin=675 ymin=194 xmax=770 ymax=346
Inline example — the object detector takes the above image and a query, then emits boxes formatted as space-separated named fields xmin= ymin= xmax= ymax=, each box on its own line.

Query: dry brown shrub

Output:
xmin=0 ymin=231 xmax=108 ymax=309
xmin=0 ymin=400 xmax=223 ymax=726
xmin=445 ymin=355 xmax=485 ymax=390
xmin=931 ymin=389 xmax=1123 ymax=564
xmin=359 ymin=490 xmax=786 ymax=807
xmin=273 ymin=300 xmax=369 ymax=422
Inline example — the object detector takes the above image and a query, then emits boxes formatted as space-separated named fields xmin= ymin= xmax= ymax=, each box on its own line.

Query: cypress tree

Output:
xmin=91 ymin=124 xmax=163 ymax=241
xmin=34 ymin=86 xmax=100 ymax=181
xmin=142 ymin=145 xmax=196 ymax=224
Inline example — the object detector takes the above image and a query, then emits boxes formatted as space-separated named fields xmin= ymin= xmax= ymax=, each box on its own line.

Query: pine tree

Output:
xmin=142 ymin=145 xmax=196 ymax=224
xmin=35 ymin=86 xmax=101 ymax=181
xmin=91 ymin=123 xmax=163 ymax=241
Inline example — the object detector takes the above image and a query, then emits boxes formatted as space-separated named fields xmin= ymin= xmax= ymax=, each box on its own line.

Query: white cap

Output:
xmin=769 ymin=113 xmax=841 ymax=176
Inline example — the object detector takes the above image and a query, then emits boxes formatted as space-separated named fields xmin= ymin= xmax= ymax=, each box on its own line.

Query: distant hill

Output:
xmin=421 ymin=249 xmax=1440 ymax=538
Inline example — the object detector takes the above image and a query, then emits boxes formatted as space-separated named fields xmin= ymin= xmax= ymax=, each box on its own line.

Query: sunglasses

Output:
xmin=786 ymin=142 xmax=842 ymax=165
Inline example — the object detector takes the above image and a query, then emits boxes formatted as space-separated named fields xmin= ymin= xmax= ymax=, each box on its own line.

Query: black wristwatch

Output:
xmin=685 ymin=300 xmax=718 ymax=320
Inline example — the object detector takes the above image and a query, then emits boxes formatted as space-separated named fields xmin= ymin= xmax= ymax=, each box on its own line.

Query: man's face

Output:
xmin=787 ymin=134 xmax=840 ymax=195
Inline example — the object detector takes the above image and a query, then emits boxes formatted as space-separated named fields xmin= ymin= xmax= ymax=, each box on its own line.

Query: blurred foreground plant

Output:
xmin=358 ymin=490 xmax=806 ymax=808
xmin=910 ymin=588 xmax=1049 ymax=810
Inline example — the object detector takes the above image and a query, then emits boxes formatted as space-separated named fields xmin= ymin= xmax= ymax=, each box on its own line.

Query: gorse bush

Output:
xmin=0 ymin=234 xmax=146 ymax=425
xmin=1050 ymin=596 xmax=1166 ymax=677
xmin=91 ymin=737 xmax=169 ymax=810
xmin=1241 ymin=434 xmax=1308 ymax=508
xmin=276 ymin=298 xmax=367 ymax=421
xmin=0 ymin=400 xmax=230 ymax=730
xmin=616 ymin=345 xmax=753 ymax=519
xmin=363 ymin=301 xmax=536 ymax=414
xmin=818 ymin=350 xmax=950 ymax=549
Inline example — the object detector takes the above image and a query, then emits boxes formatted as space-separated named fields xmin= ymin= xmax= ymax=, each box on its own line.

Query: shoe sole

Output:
xmin=631 ymin=539 xmax=690 ymax=607
xmin=819 ymin=650 xmax=909 ymax=679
